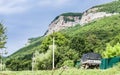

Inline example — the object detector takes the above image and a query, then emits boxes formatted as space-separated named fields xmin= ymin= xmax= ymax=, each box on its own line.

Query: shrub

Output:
xmin=62 ymin=60 xmax=74 ymax=67
xmin=102 ymin=43 xmax=120 ymax=58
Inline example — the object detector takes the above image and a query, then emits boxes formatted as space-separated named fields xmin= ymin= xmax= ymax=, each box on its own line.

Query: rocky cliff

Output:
xmin=45 ymin=13 xmax=82 ymax=35
xmin=46 ymin=11 xmax=118 ymax=35
xmin=45 ymin=1 xmax=119 ymax=35
xmin=80 ymin=8 xmax=118 ymax=25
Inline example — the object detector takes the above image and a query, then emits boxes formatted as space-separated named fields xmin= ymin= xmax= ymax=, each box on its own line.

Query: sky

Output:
xmin=0 ymin=0 xmax=114 ymax=56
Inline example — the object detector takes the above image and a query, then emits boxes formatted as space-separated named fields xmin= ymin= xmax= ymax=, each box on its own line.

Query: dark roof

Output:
xmin=81 ymin=52 xmax=102 ymax=62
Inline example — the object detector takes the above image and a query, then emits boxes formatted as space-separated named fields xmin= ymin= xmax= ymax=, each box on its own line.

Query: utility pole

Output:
xmin=52 ymin=35 xmax=55 ymax=69
xmin=52 ymin=31 xmax=55 ymax=70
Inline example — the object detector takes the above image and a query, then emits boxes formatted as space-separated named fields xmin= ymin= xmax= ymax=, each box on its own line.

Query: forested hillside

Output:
xmin=5 ymin=0 xmax=120 ymax=70
xmin=6 ymin=14 xmax=120 ymax=70
xmin=95 ymin=0 xmax=120 ymax=13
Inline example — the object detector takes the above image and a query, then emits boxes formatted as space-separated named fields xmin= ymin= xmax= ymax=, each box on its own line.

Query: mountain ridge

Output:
xmin=45 ymin=0 xmax=118 ymax=35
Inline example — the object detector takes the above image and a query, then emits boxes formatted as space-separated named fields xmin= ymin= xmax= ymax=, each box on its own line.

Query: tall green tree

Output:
xmin=70 ymin=36 xmax=85 ymax=57
xmin=40 ymin=32 xmax=69 ymax=52
xmin=0 ymin=23 xmax=7 ymax=49
xmin=0 ymin=23 xmax=7 ymax=71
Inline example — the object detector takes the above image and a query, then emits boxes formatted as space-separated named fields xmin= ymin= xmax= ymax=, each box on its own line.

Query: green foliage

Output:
xmin=28 ymin=36 xmax=43 ymax=43
xmin=6 ymin=14 xmax=120 ymax=70
xmin=62 ymin=14 xmax=120 ymax=55
xmin=0 ymin=23 xmax=7 ymax=71
xmin=70 ymin=34 xmax=102 ymax=57
xmin=6 ymin=57 xmax=32 ymax=71
xmin=40 ymin=32 xmax=69 ymax=52
xmin=0 ymin=23 xmax=7 ymax=48
xmin=55 ymin=46 xmax=79 ymax=68
xmin=62 ymin=13 xmax=83 ymax=22
xmin=95 ymin=0 xmax=120 ymax=13
xmin=61 ymin=12 xmax=83 ymax=17
xmin=8 ymin=36 xmax=44 ymax=59
xmin=114 ymin=62 xmax=120 ymax=71
xmin=32 ymin=48 xmax=53 ymax=70
xmin=32 ymin=33 xmax=78 ymax=70
xmin=0 ymin=63 xmax=6 ymax=71
xmin=62 ymin=60 xmax=74 ymax=67
xmin=0 ymin=69 xmax=119 ymax=75
xmin=110 ymin=33 xmax=120 ymax=46
xmin=70 ymin=36 xmax=85 ymax=57
xmin=5 ymin=36 xmax=44 ymax=71
xmin=63 ymin=16 xmax=75 ymax=23
xmin=6 ymin=32 xmax=70 ymax=70
xmin=52 ymin=13 xmax=83 ymax=23
xmin=103 ymin=43 xmax=120 ymax=58
xmin=5 ymin=0 xmax=120 ymax=70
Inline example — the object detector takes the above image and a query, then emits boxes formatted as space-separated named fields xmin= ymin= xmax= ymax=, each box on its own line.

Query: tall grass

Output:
xmin=0 ymin=68 xmax=119 ymax=75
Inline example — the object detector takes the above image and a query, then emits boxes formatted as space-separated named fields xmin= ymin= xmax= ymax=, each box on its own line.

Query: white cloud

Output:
xmin=0 ymin=0 xmax=30 ymax=14
xmin=38 ymin=0 xmax=71 ymax=7
xmin=0 ymin=0 xmax=72 ymax=15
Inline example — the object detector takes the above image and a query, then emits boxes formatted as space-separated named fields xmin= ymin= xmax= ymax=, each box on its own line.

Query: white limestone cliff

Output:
xmin=45 ymin=8 xmax=118 ymax=35
xmin=46 ymin=15 xmax=81 ymax=35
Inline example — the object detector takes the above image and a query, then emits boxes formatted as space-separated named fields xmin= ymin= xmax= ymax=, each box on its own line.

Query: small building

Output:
xmin=80 ymin=52 xmax=102 ymax=69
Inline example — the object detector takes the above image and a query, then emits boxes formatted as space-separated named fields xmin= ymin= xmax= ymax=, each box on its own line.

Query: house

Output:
xmin=80 ymin=52 xmax=102 ymax=69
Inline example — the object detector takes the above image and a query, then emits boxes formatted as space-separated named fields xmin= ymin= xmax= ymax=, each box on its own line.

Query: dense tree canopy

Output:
xmin=32 ymin=32 xmax=78 ymax=70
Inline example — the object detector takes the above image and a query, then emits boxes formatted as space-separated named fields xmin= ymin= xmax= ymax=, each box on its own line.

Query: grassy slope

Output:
xmin=6 ymin=36 xmax=44 ymax=60
xmin=63 ymin=14 xmax=120 ymax=37
xmin=60 ymin=14 xmax=120 ymax=54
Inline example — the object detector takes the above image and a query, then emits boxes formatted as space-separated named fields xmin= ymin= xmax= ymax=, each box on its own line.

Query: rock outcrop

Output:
xmin=80 ymin=8 xmax=118 ymax=25
xmin=45 ymin=8 xmax=118 ymax=35
xmin=45 ymin=13 xmax=82 ymax=35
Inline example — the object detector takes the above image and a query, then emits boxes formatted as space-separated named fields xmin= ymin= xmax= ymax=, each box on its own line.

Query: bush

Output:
xmin=0 ymin=63 xmax=6 ymax=71
xmin=102 ymin=43 xmax=120 ymax=58
xmin=62 ymin=60 xmax=74 ymax=67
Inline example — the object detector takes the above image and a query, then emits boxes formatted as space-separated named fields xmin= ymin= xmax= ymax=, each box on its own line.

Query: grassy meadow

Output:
xmin=0 ymin=68 xmax=119 ymax=75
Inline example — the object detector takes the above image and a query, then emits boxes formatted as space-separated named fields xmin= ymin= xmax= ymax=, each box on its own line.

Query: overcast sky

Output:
xmin=0 ymin=0 xmax=114 ymax=56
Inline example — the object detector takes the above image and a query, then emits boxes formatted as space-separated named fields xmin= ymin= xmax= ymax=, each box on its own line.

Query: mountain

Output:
xmin=5 ymin=0 xmax=120 ymax=70
xmin=46 ymin=0 xmax=120 ymax=35
xmin=45 ymin=13 xmax=83 ymax=35
xmin=46 ymin=11 xmax=117 ymax=35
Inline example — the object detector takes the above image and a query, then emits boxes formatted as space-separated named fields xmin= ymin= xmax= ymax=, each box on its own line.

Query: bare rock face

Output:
xmin=80 ymin=8 xmax=118 ymax=25
xmin=46 ymin=15 xmax=81 ymax=35
xmin=45 ymin=8 xmax=118 ymax=35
